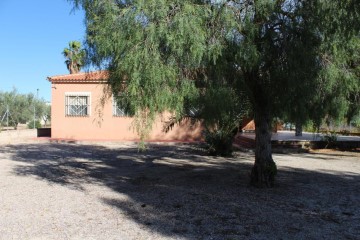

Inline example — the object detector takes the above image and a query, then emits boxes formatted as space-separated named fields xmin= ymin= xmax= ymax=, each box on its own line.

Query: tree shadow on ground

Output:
xmin=2 ymin=143 xmax=360 ymax=239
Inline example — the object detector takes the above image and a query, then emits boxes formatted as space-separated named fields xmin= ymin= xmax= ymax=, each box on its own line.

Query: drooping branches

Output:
xmin=68 ymin=0 xmax=360 ymax=187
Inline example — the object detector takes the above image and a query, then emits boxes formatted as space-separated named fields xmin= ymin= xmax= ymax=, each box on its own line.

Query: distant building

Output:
xmin=47 ymin=71 xmax=202 ymax=141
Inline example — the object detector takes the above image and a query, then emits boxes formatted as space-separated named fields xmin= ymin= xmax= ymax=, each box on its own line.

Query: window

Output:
xmin=65 ymin=93 xmax=90 ymax=116
xmin=113 ymin=95 xmax=129 ymax=117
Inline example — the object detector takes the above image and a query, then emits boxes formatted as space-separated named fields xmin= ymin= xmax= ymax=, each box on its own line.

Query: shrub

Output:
xmin=28 ymin=120 xmax=42 ymax=129
xmin=321 ymin=131 xmax=338 ymax=148
xmin=339 ymin=129 xmax=350 ymax=136
xmin=203 ymin=129 xmax=235 ymax=157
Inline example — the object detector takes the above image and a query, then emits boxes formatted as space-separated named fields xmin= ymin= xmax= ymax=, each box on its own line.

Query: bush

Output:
xmin=27 ymin=120 xmax=42 ymax=129
xmin=339 ymin=129 xmax=350 ymax=136
xmin=321 ymin=131 xmax=338 ymax=148
xmin=203 ymin=129 xmax=234 ymax=157
xmin=303 ymin=120 xmax=316 ymax=132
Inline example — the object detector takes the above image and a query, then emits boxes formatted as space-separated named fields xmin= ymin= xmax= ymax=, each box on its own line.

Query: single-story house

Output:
xmin=47 ymin=71 xmax=203 ymax=141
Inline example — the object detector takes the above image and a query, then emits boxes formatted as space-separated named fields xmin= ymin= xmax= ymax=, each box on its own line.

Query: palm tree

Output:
xmin=62 ymin=41 xmax=85 ymax=74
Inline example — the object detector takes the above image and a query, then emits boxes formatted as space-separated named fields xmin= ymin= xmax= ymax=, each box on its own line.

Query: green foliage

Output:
xmin=69 ymin=0 xmax=223 ymax=140
xmin=68 ymin=1 xmax=360 ymax=133
xmin=195 ymin=86 xmax=250 ymax=156
xmin=303 ymin=120 xmax=317 ymax=133
xmin=308 ymin=35 xmax=360 ymax=130
xmin=0 ymin=89 xmax=47 ymax=129
xmin=199 ymin=87 xmax=249 ymax=135
xmin=321 ymin=131 xmax=338 ymax=142
xmin=203 ymin=129 xmax=234 ymax=157
xmin=339 ymin=130 xmax=350 ymax=136
xmin=345 ymin=36 xmax=360 ymax=124
xmin=163 ymin=85 xmax=250 ymax=156
xmin=70 ymin=0 xmax=360 ymax=186
xmin=114 ymin=92 xmax=136 ymax=117
xmin=321 ymin=131 xmax=338 ymax=148
xmin=352 ymin=113 xmax=360 ymax=128
xmin=63 ymin=41 xmax=86 ymax=74
xmin=27 ymin=120 xmax=42 ymax=129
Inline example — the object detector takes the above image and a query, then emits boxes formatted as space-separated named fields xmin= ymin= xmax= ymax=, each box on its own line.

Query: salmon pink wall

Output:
xmin=51 ymin=82 xmax=203 ymax=141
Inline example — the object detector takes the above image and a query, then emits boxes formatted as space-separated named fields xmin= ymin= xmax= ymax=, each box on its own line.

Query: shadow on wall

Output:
xmin=3 ymin=143 xmax=360 ymax=239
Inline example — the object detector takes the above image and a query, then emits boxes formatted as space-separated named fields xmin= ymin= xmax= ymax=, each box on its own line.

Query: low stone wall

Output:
xmin=310 ymin=141 xmax=360 ymax=150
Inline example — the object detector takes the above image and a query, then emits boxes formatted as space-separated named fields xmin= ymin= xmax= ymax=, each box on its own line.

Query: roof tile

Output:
xmin=48 ymin=71 xmax=109 ymax=83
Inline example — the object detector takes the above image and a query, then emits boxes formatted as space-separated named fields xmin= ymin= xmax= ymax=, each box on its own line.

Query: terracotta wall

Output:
xmin=51 ymin=82 xmax=203 ymax=141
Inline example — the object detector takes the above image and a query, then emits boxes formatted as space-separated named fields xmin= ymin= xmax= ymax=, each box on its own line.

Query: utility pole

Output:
xmin=33 ymin=89 xmax=39 ymax=129
xmin=6 ymin=105 xmax=9 ymax=127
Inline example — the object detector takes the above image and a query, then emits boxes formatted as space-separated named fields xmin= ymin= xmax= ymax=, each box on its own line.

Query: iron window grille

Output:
xmin=112 ymin=95 xmax=128 ymax=117
xmin=65 ymin=93 xmax=91 ymax=116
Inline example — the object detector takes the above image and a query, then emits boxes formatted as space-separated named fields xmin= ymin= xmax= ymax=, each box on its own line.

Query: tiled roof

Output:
xmin=47 ymin=71 xmax=109 ymax=83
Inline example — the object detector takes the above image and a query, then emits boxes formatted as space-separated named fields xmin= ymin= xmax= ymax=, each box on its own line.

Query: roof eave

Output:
xmin=48 ymin=79 xmax=108 ymax=84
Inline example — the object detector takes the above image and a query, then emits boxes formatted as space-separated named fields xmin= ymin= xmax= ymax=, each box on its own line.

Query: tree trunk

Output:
xmin=70 ymin=64 xmax=76 ymax=74
xmin=250 ymin=105 xmax=277 ymax=187
xmin=295 ymin=121 xmax=302 ymax=136
xmin=68 ymin=62 xmax=79 ymax=74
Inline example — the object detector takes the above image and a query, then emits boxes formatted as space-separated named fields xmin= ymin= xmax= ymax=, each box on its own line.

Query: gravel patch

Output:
xmin=0 ymin=129 xmax=36 ymax=145
xmin=0 ymin=134 xmax=359 ymax=239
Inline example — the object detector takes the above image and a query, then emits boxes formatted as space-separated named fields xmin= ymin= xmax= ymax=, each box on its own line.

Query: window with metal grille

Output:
xmin=65 ymin=93 xmax=90 ymax=116
xmin=112 ymin=95 xmax=128 ymax=117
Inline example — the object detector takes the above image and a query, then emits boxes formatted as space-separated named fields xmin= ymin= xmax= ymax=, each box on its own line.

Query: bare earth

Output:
xmin=0 ymin=130 xmax=359 ymax=239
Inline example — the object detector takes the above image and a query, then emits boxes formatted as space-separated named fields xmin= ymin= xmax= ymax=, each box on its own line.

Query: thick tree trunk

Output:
xmin=250 ymin=105 xmax=277 ymax=187
xmin=295 ymin=121 xmax=302 ymax=136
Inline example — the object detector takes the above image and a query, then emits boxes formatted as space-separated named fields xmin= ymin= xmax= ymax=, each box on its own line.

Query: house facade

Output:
xmin=48 ymin=71 xmax=202 ymax=141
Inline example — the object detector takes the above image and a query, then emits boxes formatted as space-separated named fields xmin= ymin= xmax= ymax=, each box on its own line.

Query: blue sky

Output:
xmin=0 ymin=0 xmax=85 ymax=101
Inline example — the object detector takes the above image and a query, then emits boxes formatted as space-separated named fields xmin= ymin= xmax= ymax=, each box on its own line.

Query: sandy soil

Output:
xmin=0 ymin=131 xmax=359 ymax=239
xmin=0 ymin=129 xmax=36 ymax=145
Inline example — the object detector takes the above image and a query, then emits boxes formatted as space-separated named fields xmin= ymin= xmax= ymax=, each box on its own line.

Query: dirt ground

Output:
xmin=0 ymin=130 xmax=359 ymax=239
xmin=0 ymin=129 xmax=36 ymax=144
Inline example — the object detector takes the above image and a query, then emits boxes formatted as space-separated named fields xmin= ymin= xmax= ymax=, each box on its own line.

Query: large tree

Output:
xmin=328 ymin=35 xmax=360 ymax=127
xmin=346 ymin=36 xmax=360 ymax=125
xmin=69 ymin=0 xmax=359 ymax=187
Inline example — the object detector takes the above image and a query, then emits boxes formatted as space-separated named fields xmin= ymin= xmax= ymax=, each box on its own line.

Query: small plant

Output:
xmin=321 ymin=131 xmax=338 ymax=148
xmin=203 ymin=129 xmax=235 ymax=157
xmin=28 ymin=120 xmax=42 ymax=129
xmin=339 ymin=129 xmax=350 ymax=136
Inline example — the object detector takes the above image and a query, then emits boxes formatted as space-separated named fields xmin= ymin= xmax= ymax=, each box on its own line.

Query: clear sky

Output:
xmin=0 ymin=0 xmax=85 ymax=101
